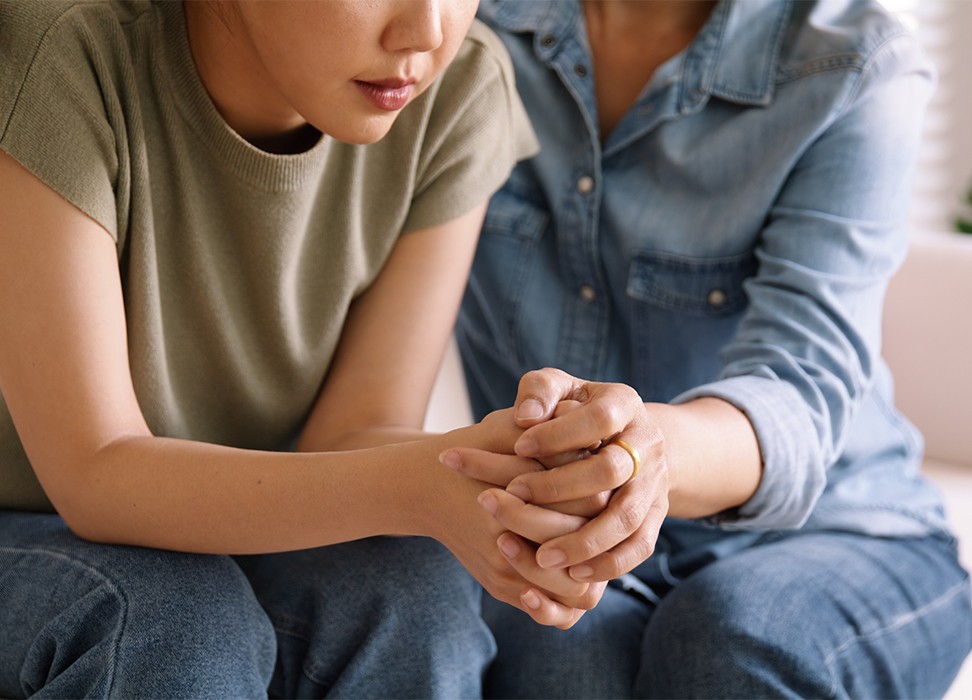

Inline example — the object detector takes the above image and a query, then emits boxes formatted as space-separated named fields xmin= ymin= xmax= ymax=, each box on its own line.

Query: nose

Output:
xmin=383 ymin=0 xmax=444 ymax=54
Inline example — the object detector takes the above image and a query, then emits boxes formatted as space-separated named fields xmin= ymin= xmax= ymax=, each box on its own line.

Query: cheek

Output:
xmin=450 ymin=0 xmax=480 ymax=39
xmin=433 ymin=1 xmax=480 ymax=70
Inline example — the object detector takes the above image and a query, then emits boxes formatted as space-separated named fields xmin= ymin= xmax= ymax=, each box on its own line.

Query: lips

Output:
xmin=355 ymin=78 xmax=416 ymax=112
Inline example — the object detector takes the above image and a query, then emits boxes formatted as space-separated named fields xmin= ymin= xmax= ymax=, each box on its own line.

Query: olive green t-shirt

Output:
xmin=0 ymin=0 xmax=538 ymax=511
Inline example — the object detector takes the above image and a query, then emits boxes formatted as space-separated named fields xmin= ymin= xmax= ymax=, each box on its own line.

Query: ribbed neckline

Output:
xmin=156 ymin=0 xmax=330 ymax=192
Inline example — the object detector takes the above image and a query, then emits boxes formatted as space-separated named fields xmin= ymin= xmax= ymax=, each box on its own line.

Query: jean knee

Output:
xmin=247 ymin=538 xmax=493 ymax=699
xmin=640 ymin=566 xmax=824 ymax=698
xmin=112 ymin=550 xmax=276 ymax=676
xmin=6 ymin=544 xmax=275 ymax=698
xmin=357 ymin=537 xmax=486 ymax=635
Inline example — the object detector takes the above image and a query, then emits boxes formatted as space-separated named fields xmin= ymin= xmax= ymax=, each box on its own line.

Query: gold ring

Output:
xmin=613 ymin=439 xmax=641 ymax=482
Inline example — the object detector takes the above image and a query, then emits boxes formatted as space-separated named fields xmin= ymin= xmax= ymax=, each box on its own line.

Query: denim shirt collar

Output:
xmin=478 ymin=0 xmax=791 ymax=109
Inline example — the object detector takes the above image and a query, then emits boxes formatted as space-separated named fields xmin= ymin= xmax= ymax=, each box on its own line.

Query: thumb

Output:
xmin=514 ymin=368 xmax=584 ymax=426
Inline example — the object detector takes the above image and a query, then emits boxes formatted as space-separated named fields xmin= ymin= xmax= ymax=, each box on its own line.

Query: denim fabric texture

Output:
xmin=0 ymin=512 xmax=493 ymax=698
xmin=459 ymin=0 xmax=951 ymax=541
xmin=483 ymin=532 xmax=972 ymax=699
xmin=459 ymin=0 xmax=972 ymax=696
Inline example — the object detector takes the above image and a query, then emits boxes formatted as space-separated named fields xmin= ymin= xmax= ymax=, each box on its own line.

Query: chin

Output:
xmin=322 ymin=116 xmax=398 ymax=146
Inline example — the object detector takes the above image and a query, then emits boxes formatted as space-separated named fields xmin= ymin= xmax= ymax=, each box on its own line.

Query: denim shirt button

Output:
xmin=707 ymin=288 xmax=728 ymax=307
xmin=540 ymin=34 xmax=556 ymax=48
xmin=579 ymin=284 xmax=597 ymax=303
xmin=576 ymin=176 xmax=594 ymax=194
xmin=573 ymin=63 xmax=588 ymax=78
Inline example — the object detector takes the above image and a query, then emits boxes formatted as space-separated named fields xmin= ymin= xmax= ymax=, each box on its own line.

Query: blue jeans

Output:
xmin=0 ymin=511 xmax=494 ymax=699
xmin=484 ymin=531 xmax=972 ymax=699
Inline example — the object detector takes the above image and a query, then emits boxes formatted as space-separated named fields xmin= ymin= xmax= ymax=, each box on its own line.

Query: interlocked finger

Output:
xmin=441 ymin=448 xmax=545 ymax=487
xmin=568 ymin=499 xmax=668 ymax=582
xmin=495 ymin=532 xmax=590 ymax=600
xmin=479 ymin=488 xmax=588 ymax=543
xmin=533 ymin=479 xmax=656 ymax=572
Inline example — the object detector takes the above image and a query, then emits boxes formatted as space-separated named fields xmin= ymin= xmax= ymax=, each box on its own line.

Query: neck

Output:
xmin=583 ymin=0 xmax=717 ymax=37
xmin=580 ymin=0 xmax=718 ymax=139
xmin=182 ymin=2 xmax=317 ymax=154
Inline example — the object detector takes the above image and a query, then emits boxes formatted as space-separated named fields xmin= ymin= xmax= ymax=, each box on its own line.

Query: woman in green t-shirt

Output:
xmin=0 ymin=1 xmax=594 ymax=697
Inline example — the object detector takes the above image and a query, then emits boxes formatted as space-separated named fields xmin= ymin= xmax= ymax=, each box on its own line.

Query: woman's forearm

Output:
xmin=296 ymin=424 xmax=433 ymax=452
xmin=646 ymin=397 xmax=762 ymax=519
xmin=57 ymin=425 xmax=493 ymax=554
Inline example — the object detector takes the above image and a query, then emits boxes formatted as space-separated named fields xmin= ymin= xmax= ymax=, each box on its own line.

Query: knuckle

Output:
xmin=621 ymin=384 xmax=643 ymax=407
xmin=528 ymin=473 xmax=562 ymax=503
xmin=599 ymin=549 xmax=628 ymax=579
xmin=632 ymin=534 xmax=656 ymax=564
xmin=593 ymin=491 xmax=612 ymax=510
xmin=522 ymin=368 xmax=545 ymax=384
xmin=589 ymin=400 xmax=620 ymax=434
xmin=576 ymin=532 xmax=601 ymax=561
xmin=615 ymin=499 xmax=644 ymax=535
xmin=577 ymin=491 xmax=610 ymax=517
xmin=576 ymin=589 xmax=600 ymax=611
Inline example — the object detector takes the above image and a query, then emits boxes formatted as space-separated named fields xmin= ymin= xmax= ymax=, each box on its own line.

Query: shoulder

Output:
xmin=777 ymin=0 xmax=929 ymax=83
xmin=0 ymin=0 xmax=154 ymax=240
xmin=0 ymin=0 xmax=153 ymax=118
xmin=0 ymin=0 xmax=150 ymax=61
xmin=443 ymin=19 xmax=519 ymax=97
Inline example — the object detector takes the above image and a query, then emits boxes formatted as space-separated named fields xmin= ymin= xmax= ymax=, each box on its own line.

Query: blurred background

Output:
xmin=882 ymin=0 xmax=972 ymax=234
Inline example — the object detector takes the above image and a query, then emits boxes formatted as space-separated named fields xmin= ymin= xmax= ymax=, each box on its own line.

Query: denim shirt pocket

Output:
xmin=626 ymin=251 xmax=756 ymax=400
xmin=461 ymin=182 xmax=550 ymax=366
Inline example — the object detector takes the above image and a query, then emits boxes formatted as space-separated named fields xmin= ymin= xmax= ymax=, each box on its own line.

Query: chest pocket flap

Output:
xmin=627 ymin=251 xmax=757 ymax=317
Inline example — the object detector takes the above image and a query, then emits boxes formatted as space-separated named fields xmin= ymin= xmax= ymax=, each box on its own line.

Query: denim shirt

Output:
xmin=457 ymin=0 xmax=951 ymax=542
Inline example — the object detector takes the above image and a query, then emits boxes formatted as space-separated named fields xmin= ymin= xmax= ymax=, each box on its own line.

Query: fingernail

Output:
xmin=517 ymin=398 xmax=544 ymax=421
xmin=537 ymin=548 xmax=566 ymax=568
xmin=515 ymin=435 xmax=538 ymax=457
xmin=439 ymin=450 xmax=460 ymax=470
xmin=506 ymin=481 xmax=531 ymax=502
xmin=477 ymin=491 xmax=498 ymax=515
xmin=521 ymin=590 xmax=541 ymax=610
xmin=570 ymin=565 xmax=593 ymax=580
xmin=498 ymin=534 xmax=520 ymax=559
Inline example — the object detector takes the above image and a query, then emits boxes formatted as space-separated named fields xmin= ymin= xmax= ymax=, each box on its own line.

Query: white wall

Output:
xmin=423 ymin=337 xmax=473 ymax=434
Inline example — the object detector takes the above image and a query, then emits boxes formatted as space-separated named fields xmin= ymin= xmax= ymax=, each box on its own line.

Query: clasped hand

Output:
xmin=442 ymin=368 xmax=671 ymax=628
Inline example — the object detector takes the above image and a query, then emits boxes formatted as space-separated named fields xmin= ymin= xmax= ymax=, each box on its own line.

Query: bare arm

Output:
xmin=0 ymin=150 xmax=480 ymax=551
xmin=294 ymin=205 xmax=484 ymax=452
xmin=0 ymin=152 xmax=600 ymax=626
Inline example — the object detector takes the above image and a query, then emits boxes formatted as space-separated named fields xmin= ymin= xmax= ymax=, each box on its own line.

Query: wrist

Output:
xmin=647 ymin=397 xmax=762 ymax=518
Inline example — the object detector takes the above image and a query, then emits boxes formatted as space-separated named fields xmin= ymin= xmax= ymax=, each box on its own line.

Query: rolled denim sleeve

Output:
xmin=674 ymin=34 xmax=935 ymax=531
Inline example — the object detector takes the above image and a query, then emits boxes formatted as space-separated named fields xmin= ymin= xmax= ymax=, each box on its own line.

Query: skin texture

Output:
xmin=0 ymin=0 xmax=595 ymax=628
xmin=185 ymin=0 xmax=477 ymax=149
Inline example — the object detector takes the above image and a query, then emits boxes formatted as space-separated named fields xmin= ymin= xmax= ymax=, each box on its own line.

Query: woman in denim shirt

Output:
xmin=445 ymin=0 xmax=972 ymax=696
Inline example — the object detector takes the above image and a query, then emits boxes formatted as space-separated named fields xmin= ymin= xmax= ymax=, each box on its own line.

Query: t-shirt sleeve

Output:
xmin=0 ymin=2 xmax=120 ymax=241
xmin=402 ymin=19 xmax=539 ymax=233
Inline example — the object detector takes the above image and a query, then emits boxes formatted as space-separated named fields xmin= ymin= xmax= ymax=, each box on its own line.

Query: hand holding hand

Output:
xmin=459 ymin=368 xmax=672 ymax=584
xmin=440 ymin=400 xmax=610 ymax=518
xmin=433 ymin=408 xmax=605 ymax=628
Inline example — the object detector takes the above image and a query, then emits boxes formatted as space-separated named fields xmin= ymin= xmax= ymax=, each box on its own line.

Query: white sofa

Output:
xmin=425 ymin=230 xmax=972 ymax=696
xmin=883 ymin=231 xmax=972 ymax=698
